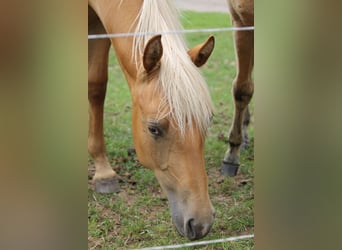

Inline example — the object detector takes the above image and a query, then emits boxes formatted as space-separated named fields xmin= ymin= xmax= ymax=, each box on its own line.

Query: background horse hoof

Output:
xmin=221 ymin=161 xmax=240 ymax=177
xmin=94 ymin=177 xmax=120 ymax=193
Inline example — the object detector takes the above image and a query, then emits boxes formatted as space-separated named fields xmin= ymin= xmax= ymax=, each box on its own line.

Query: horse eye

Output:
xmin=148 ymin=126 xmax=162 ymax=137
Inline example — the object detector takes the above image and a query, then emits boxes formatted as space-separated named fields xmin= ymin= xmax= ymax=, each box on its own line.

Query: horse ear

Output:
xmin=143 ymin=35 xmax=163 ymax=73
xmin=188 ymin=35 xmax=215 ymax=67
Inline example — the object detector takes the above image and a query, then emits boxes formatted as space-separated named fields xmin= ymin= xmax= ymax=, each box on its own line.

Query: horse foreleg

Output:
xmin=221 ymin=11 xmax=254 ymax=177
xmin=88 ymin=35 xmax=120 ymax=193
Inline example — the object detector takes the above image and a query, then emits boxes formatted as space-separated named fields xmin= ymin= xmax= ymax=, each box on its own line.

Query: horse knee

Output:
xmin=232 ymin=80 xmax=254 ymax=109
xmin=88 ymin=80 xmax=107 ymax=103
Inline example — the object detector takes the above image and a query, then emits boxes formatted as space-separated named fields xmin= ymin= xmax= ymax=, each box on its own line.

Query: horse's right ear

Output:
xmin=143 ymin=35 xmax=163 ymax=73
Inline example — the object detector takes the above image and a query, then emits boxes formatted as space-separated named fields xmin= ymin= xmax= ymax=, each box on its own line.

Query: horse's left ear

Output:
xmin=143 ymin=35 xmax=163 ymax=73
xmin=188 ymin=36 xmax=215 ymax=67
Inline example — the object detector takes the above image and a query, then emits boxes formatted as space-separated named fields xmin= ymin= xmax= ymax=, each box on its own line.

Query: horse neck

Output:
xmin=111 ymin=36 xmax=138 ymax=90
xmin=102 ymin=0 xmax=144 ymax=89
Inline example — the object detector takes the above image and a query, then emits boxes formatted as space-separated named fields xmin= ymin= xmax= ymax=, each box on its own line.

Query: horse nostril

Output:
xmin=186 ymin=218 xmax=197 ymax=240
xmin=186 ymin=217 xmax=213 ymax=240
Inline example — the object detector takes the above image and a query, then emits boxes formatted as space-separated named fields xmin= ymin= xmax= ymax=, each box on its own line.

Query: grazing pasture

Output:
xmin=88 ymin=11 xmax=254 ymax=250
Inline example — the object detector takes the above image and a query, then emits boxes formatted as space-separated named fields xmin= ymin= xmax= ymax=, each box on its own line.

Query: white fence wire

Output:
xmin=135 ymin=234 xmax=254 ymax=250
xmin=88 ymin=26 xmax=254 ymax=39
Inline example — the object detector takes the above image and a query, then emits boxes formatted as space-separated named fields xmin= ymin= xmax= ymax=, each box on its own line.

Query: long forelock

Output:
xmin=133 ymin=0 xmax=214 ymax=136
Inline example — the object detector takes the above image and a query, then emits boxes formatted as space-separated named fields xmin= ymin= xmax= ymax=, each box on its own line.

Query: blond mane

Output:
xmin=133 ymin=0 xmax=214 ymax=136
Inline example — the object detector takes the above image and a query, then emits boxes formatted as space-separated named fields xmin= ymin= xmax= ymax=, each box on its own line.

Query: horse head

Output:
xmin=131 ymin=35 xmax=216 ymax=240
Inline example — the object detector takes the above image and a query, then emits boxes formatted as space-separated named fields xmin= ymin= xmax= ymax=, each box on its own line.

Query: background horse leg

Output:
xmin=88 ymin=8 xmax=120 ymax=193
xmin=241 ymin=105 xmax=251 ymax=149
xmin=221 ymin=0 xmax=254 ymax=176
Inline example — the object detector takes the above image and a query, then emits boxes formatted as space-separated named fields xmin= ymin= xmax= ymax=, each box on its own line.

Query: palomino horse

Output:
xmin=88 ymin=0 xmax=215 ymax=240
xmin=221 ymin=0 xmax=254 ymax=176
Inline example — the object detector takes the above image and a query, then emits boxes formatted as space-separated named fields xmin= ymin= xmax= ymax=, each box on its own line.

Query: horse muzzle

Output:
xmin=170 ymin=199 xmax=215 ymax=240
xmin=184 ymin=218 xmax=214 ymax=240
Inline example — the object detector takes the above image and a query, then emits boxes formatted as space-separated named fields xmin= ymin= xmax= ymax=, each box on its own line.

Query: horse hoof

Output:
xmin=221 ymin=161 xmax=240 ymax=177
xmin=94 ymin=177 xmax=120 ymax=193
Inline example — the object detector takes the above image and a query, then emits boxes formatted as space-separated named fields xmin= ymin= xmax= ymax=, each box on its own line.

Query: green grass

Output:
xmin=88 ymin=11 xmax=254 ymax=249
